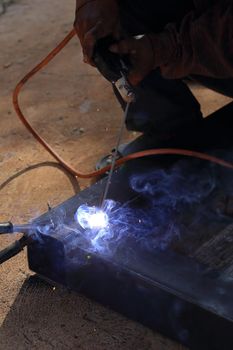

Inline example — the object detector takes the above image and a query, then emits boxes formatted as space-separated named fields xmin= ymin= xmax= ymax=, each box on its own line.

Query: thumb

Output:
xmin=127 ymin=69 xmax=143 ymax=86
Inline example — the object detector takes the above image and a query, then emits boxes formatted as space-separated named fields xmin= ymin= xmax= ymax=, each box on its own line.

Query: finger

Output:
xmin=128 ymin=72 xmax=143 ymax=86
xmin=83 ymin=21 xmax=102 ymax=62
xmin=127 ymin=65 xmax=145 ymax=86
xmin=110 ymin=38 xmax=136 ymax=55
xmin=113 ymin=21 xmax=122 ymax=41
xmin=83 ymin=51 xmax=96 ymax=66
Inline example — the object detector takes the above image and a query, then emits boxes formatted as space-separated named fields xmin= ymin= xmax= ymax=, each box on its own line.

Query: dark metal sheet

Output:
xmin=28 ymin=102 xmax=233 ymax=349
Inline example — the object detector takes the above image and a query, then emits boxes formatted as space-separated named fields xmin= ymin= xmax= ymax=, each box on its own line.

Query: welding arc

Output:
xmin=12 ymin=29 xmax=233 ymax=180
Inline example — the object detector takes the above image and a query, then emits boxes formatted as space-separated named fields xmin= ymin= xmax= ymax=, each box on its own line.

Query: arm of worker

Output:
xmin=110 ymin=1 xmax=233 ymax=85
xmin=74 ymin=0 xmax=120 ymax=65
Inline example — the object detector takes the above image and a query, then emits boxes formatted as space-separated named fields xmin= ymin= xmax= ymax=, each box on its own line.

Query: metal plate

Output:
xmin=28 ymin=103 xmax=233 ymax=349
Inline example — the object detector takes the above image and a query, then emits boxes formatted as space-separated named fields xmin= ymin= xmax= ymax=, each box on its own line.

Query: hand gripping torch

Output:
xmin=93 ymin=37 xmax=136 ymax=206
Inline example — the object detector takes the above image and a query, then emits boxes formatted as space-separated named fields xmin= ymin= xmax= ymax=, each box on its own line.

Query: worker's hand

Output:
xmin=74 ymin=0 xmax=120 ymax=65
xmin=110 ymin=34 xmax=170 ymax=86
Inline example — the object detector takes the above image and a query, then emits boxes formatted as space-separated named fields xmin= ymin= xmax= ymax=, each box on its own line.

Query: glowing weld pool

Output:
xmin=76 ymin=205 xmax=109 ymax=230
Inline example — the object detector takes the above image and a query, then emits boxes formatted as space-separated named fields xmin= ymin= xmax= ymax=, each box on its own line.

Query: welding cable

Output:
xmin=0 ymin=161 xmax=80 ymax=194
xmin=12 ymin=29 xmax=233 ymax=179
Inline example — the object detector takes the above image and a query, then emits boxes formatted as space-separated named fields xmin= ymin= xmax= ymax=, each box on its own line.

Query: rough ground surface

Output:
xmin=0 ymin=1 xmax=231 ymax=349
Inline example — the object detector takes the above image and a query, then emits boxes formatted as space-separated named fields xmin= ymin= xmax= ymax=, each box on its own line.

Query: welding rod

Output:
xmin=0 ymin=222 xmax=38 ymax=235
xmin=0 ymin=222 xmax=13 ymax=234
xmin=100 ymin=102 xmax=130 ymax=208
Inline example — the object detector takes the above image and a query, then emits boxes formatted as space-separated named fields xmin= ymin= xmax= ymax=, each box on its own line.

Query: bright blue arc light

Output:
xmin=76 ymin=205 xmax=109 ymax=230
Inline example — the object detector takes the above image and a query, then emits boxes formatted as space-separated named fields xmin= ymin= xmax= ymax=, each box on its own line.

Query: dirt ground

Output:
xmin=0 ymin=1 xmax=231 ymax=349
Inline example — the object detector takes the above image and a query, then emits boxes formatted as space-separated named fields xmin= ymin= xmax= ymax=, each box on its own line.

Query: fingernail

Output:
xmin=109 ymin=45 xmax=118 ymax=53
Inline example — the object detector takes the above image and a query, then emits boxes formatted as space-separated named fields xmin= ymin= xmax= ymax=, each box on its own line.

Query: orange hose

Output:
xmin=12 ymin=29 xmax=233 ymax=179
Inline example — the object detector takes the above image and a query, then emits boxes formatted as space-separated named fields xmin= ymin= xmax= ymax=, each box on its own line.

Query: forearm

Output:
xmin=151 ymin=0 xmax=233 ymax=79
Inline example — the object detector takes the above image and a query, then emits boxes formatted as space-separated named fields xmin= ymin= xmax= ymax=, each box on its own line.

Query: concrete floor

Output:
xmin=0 ymin=1 xmax=231 ymax=349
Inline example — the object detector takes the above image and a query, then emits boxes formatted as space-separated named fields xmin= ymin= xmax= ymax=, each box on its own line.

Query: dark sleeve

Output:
xmin=158 ymin=0 xmax=233 ymax=79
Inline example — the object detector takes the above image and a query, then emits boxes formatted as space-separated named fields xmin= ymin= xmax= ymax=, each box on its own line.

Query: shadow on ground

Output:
xmin=0 ymin=275 xmax=180 ymax=350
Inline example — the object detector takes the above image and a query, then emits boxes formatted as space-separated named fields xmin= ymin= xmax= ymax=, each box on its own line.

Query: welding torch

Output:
xmin=93 ymin=37 xmax=136 ymax=207
xmin=0 ymin=37 xmax=135 ymax=264
xmin=93 ymin=36 xmax=135 ymax=103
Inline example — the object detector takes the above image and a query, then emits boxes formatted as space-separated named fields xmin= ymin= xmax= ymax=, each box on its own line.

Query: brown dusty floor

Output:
xmin=0 ymin=1 xmax=232 ymax=349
